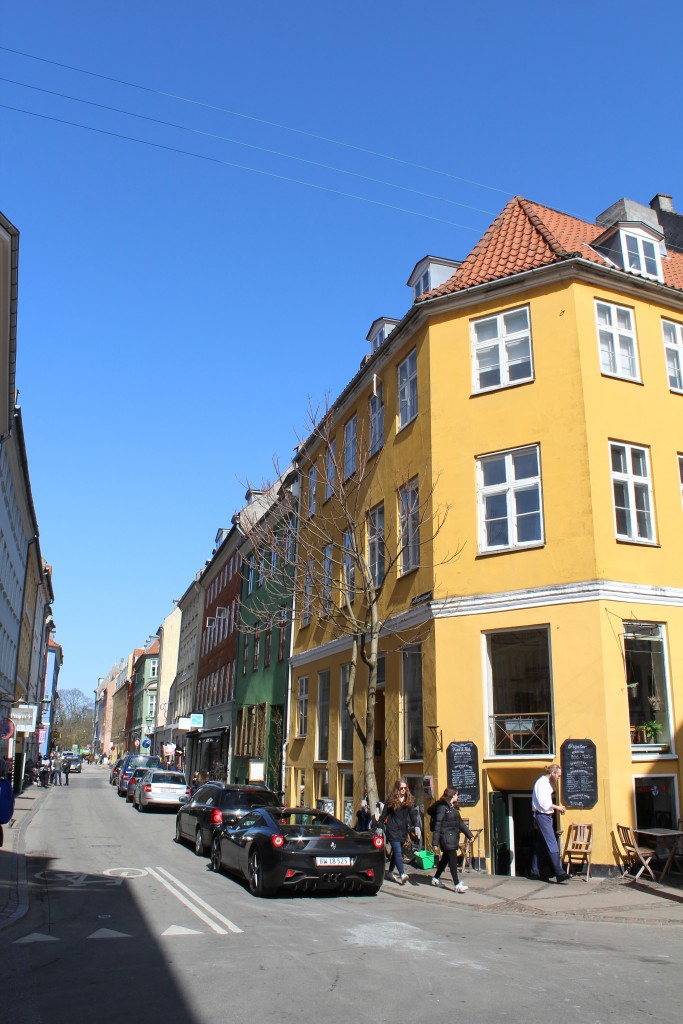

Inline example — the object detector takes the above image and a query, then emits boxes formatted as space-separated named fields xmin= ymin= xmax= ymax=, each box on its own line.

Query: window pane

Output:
xmin=474 ymin=318 xmax=498 ymax=342
xmin=506 ymin=338 xmax=531 ymax=380
xmin=630 ymin=448 xmax=647 ymax=477
xmin=616 ymin=307 xmax=633 ymax=331
xmin=596 ymin=303 xmax=612 ymax=326
xmin=485 ymin=494 xmax=509 ymax=546
xmin=513 ymin=448 xmax=538 ymax=480
xmin=611 ymin=445 xmax=627 ymax=474
xmin=634 ymin=484 xmax=652 ymax=539
xmin=666 ymin=349 xmax=682 ymax=390
xmin=625 ymin=625 xmax=670 ymax=746
xmin=617 ymin=336 xmax=636 ymax=377
xmin=402 ymin=646 xmax=423 ymax=759
xmin=613 ymin=481 xmax=631 ymax=536
xmin=482 ymin=455 xmax=507 ymax=487
xmin=625 ymin=235 xmax=641 ymax=271
xmin=504 ymin=309 xmax=529 ymax=334
xmin=515 ymin=488 xmax=541 ymax=542
xmin=477 ymin=345 xmax=500 ymax=389
xmin=600 ymin=331 xmax=616 ymax=373
xmin=642 ymin=240 xmax=658 ymax=277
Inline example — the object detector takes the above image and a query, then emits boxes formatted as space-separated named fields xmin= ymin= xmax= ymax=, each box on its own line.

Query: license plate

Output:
xmin=316 ymin=857 xmax=351 ymax=866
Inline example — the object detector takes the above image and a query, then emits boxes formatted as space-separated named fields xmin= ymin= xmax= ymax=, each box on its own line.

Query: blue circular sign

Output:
xmin=142 ymin=738 xmax=151 ymax=748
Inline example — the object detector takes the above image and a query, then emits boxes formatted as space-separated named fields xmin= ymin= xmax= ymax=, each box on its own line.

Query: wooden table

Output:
xmin=635 ymin=828 xmax=683 ymax=882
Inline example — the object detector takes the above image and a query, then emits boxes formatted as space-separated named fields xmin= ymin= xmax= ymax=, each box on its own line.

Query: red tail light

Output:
xmin=271 ymin=834 xmax=285 ymax=848
xmin=185 ymin=788 xmax=191 ymax=797
xmin=285 ymin=869 xmax=296 ymax=878
xmin=372 ymin=834 xmax=384 ymax=849
xmin=212 ymin=809 xmax=223 ymax=825
xmin=143 ymin=784 xmax=152 ymax=793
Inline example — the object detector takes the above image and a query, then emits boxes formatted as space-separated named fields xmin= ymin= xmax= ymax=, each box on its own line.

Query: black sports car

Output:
xmin=210 ymin=806 xmax=385 ymax=897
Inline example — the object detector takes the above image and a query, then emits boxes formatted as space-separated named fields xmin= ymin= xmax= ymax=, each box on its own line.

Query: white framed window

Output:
xmin=402 ymin=645 xmax=423 ymax=760
xmin=596 ymin=301 xmax=640 ymax=381
xmin=399 ymin=477 xmax=420 ymax=573
xmin=369 ymin=380 xmax=384 ymax=456
xmin=368 ymin=503 xmax=385 ymax=587
xmin=322 ymin=543 xmax=334 ymax=616
xmin=662 ymin=320 xmax=683 ymax=392
xmin=325 ymin=441 xmax=336 ymax=501
xmin=339 ymin=664 xmax=353 ymax=761
xmin=610 ymin=442 xmax=655 ymax=543
xmin=307 ymin=464 xmax=317 ymax=517
xmin=342 ymin=529 xmax=355 ymax=605
xmin=622 ymin=231 xmax=661 ymax=280
xmin=247 ymin=554 xmax=255 ymax=594
xmin=471 ymin=306 xmax=533 ymax=392
xmin=297 ymin=677 xmax=309 ymax=737
xmin=317 ymin=670 xmax=330 ymax=760
xmin=150 ymin=658 xmax=159 ymax=678
xmin=477 ymin=445 xmax=543 ymax=552
xmin=302 ymin=559 xmax=314 ymax=626
xmin=398 ymin=350 xmax=418 ymax=428
xmin=344 ymin=415 xmax=357 ymax=479
xmin=625 ymin=623 xmax=672 ymax=749
xmin=413 ymin=268 xmax=430 ymax=300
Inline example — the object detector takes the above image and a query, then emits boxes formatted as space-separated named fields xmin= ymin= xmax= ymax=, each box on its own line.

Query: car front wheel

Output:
xmin=175 ymin=818 xmax=183 ymax=843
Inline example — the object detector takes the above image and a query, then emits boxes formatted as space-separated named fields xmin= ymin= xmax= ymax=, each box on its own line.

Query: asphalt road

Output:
xmin=4 ymin=769 xmax=681 ymax=1024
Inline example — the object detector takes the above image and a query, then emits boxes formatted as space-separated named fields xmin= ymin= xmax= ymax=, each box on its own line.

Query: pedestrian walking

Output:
xmin=429 ymin=787 xmax=474 ymax=893
xmin=53 ymin=752 xmax=62 ymax=786
xmin=530 ymin=764 xmax=569 ymax=882
xmin=355 ymin=798 xmax=372 ymax=832
xmin=378 ymin=779 xmax=422 ymax=885
xmin=63 ymin=757 xmax=71 ymax=786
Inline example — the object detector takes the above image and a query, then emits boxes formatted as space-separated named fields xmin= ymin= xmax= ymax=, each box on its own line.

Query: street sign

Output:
xmin=142 ymin=738 xmax=151 ymax=748
xmin=134 ymin=738 xmax=140 ymax=749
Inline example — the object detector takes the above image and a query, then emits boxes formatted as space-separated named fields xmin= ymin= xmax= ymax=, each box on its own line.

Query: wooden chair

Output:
xmin=563 ymin=823 xmax=593 ymax=880
xmin=616 ymin=823 xmax=657 ymax=881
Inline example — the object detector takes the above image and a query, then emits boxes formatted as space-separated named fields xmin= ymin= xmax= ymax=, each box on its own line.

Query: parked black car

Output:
xmin=210 ymin=806 xmax=385 ymax=897
xmin=175 ymin=782 xmax=280 ymax=856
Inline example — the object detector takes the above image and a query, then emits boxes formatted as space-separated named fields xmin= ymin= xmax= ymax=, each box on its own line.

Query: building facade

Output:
xmin=286 ymin=191 xmax=683 ymax=874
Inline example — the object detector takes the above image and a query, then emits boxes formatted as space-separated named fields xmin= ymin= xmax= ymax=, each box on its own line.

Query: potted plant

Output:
xmin=643 ymin=721 xmax=663 ymax=743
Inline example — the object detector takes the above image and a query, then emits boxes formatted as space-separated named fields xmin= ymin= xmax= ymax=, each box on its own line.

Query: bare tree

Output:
xmin=54 ymin=689 xmax=93 ymax=751
xmin=239 ymin=404 xmax=457 ymax=812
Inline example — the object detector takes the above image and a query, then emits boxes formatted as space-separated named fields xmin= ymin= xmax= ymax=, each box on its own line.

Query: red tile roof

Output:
xmin=419 ymin=196 xmax=683 ymax=299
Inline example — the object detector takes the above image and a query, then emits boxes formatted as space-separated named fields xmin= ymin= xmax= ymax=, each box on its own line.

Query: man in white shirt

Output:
xmin=530 ymin=764 xmax=569 ymax=882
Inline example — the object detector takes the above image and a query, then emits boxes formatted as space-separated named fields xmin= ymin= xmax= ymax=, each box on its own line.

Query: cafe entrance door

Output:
xmin=490 ymin=790 xmax=534 ymax=876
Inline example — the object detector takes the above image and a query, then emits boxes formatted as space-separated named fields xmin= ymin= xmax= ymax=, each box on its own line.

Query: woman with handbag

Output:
xmin=378 ymin=779 xmax=422 ymax=884
xmin=430 ymin=787 xmax=473 ymax=893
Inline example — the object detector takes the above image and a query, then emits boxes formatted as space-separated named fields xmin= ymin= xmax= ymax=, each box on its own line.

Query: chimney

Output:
xmin=650 ymin=194 xmax=675 ymax=214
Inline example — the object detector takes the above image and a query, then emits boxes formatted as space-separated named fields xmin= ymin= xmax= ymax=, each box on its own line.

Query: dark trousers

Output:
xmin=64 ymin=772 xmax=70 ymax=786
xmin=531 ymin=813 xmax=563 ymax=877
xmin=434 ymin=847 xmax=460 ymax=885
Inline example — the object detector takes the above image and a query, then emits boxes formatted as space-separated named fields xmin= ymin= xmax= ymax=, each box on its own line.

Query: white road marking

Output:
xmin=87 ymin=927 xmax=132 ymax=939
xmin=103 ymin=867 xmax=148 ymax=878
xmin=162 ymin=925 xmax=204 ymax=936
xmin=145 ymin=866 xmax=242 ymax=935
xmin=154 ymin=867 xmax=244 ymax=934
xmin=14 ymin=932 xmax=59 ymax=944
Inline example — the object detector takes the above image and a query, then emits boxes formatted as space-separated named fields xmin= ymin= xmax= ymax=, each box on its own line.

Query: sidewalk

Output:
xmin=2 ymin=783 xmax=683 ymax=927
xmin=385 ymin=861 xmax=683 ymax=926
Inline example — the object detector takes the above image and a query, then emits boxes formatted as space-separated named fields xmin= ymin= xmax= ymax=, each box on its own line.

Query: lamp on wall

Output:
xmin=427 ymin=724 xmax=443 ymax=751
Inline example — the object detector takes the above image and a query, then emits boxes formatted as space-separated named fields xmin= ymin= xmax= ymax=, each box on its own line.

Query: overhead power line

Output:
xmin=0 ymin=75 xmax=496 ymax=217
xmin=0 ymin=102 xmax=484 ymax=231
xmin=0 ymin=44 xmax=514 ymax=198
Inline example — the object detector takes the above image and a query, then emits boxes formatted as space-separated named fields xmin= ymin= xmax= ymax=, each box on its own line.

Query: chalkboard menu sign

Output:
xmin=561 ymin=739 xmax=598 ymax=810
xmin=445 ymin=741 xmax=480 ymax=806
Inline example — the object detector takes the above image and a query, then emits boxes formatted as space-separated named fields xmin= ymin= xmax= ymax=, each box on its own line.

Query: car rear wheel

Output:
xmin=248 ymin=847 xmax=270 ymax=897
xmin=140 ymin=798 xmax=147 ymax=813
xmin=174 ymin=818 xmax=183 ymax=843
xmin=210 ymin=838 xmax=223 ymax=874
xmin=194 ymin=828 xmax=206 ymax=857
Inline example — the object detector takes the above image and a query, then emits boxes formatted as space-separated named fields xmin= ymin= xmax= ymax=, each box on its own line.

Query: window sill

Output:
xmin=369 ymin=444 xmax=384 ymax=460
xmin=471 ymin=377 xmax=534 ymax=397
xmin=600 ymin=371 xmax=643 ymax=385
xmin=476 ymin=542 xmax=544 ymax=559
xmin=615 ymin=537 xmax=660 ymax=548
xmin=398 ymin=564 xmax=420 ymax=578
xmin=396 ymin=414 xmax=417 ymax=435
xmin=483 ymin=754 xmax=555 ymax=762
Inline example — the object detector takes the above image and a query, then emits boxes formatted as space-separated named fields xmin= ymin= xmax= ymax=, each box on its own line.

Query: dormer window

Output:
xmin=407 ymin=256 xmax=461 ymax=303
xmin=367 ymin=317 xmax=399 ymax=354
xmin=622 ymin=232 xmax=660 ymax=278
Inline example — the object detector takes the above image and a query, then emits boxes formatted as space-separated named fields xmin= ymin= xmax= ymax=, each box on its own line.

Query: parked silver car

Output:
xmin=133 ymin=770 xmax=191 ymax=812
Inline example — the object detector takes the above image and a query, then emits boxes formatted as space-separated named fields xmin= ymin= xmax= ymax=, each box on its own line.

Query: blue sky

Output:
xmin=2 ymin=2 xmax=681 ymax=695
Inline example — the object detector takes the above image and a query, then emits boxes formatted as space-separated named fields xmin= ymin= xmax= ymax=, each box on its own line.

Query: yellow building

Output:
xmin=286 ymin=192 xmax=683 ymax=876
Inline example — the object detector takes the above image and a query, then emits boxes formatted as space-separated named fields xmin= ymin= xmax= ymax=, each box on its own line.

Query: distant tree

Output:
xmin=239 ymin=404 xmax=457 ymax=813
xmin=54 ymin=689 xmax=93 ymax=751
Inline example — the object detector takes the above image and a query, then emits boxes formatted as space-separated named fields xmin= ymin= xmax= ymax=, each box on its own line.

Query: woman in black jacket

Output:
xmin=379 ymin=779 xmax=422 ymax=884
xmin=430 ymin=787 xmax=473 ymax=893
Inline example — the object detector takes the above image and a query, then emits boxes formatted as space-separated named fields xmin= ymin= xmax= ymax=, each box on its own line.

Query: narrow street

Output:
xmin=2 ymin=767 xmax=681 ymax=1024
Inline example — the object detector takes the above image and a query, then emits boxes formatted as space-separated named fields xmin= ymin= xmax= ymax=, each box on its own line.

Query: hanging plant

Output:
xmin=648 ymin=694 xmax=662 ymax=711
